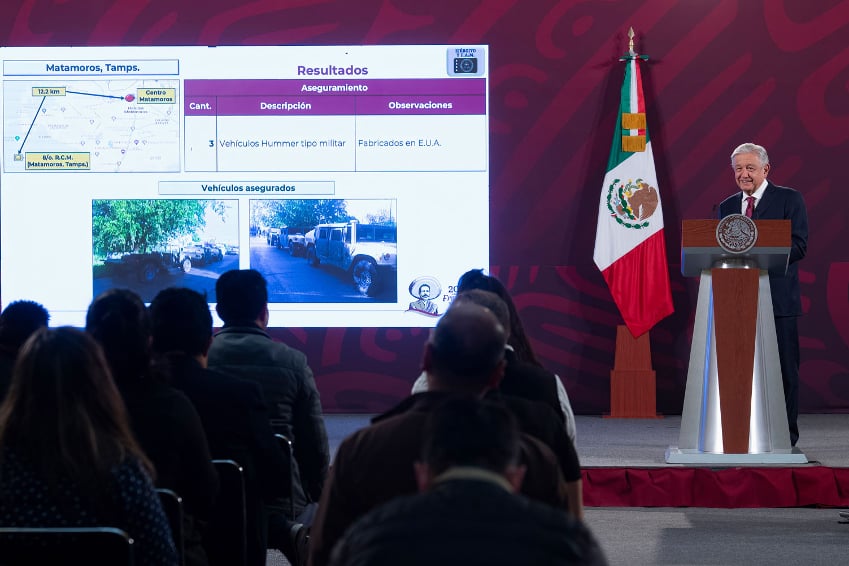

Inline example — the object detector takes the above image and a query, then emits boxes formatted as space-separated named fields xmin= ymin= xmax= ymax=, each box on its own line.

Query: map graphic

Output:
xmin=3 ymin=79 xmax=180 ymax=172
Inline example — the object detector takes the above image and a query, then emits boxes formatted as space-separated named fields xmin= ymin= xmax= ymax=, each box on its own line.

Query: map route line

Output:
xmin=16 ymin=89 xmax=126 ymax=154
xmin=17 ymin=96 xmax=46 ymax=154
xmin=64 ymin=90 xmax=125 ymax=100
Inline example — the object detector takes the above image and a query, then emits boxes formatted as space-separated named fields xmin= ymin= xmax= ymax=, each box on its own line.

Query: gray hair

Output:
xmin=730 ymin=143 xmax=769 ymax=167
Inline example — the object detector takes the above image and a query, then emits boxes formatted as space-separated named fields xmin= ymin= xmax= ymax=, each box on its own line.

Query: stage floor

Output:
xmin=325 ymin=413 xmax=849 ymax=468
xmin=311 ymin=413 xmax=849 ymax=566
xmin=574 ymin=413 xmax=849 ymax=468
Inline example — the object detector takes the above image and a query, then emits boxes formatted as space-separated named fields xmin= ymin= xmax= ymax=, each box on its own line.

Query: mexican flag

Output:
xmin=593 ymin=55 xmax=673 ymax=337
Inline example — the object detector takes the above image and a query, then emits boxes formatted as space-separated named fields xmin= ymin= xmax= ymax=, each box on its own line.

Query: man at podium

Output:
xmin=718 ymin=142 xmax=809 ymax=446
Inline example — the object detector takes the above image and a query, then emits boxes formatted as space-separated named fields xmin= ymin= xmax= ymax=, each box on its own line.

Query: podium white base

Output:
xmin=665 ymin=446 xmax=808 ymax=465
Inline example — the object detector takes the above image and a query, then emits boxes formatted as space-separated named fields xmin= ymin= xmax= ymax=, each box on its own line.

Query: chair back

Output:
xmin=205 ymin=459 xmax=247 ymax=566
xmin=156 ymin=488 xmax=184 ymax=566
xmin=268 ymin=419 xmax=288 ymax=436
xmin=0 ymin=526 xmax=133 ymax=566
xmin=274 ymin=433 xmax=296 ymax=519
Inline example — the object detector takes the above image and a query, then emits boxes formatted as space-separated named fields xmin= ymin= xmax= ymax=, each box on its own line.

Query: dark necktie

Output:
xmin=744 ymin=196 xmax=755 ymax=218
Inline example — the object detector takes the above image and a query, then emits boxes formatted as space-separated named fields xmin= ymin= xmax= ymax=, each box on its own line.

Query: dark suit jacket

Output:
xmin=330 ymin=478 xmax=607 ymax=566
xmin=155 ymin=353 xmax=290 ymax=566
xmin=308 ymin=392 xmax=570 ymax=566
xmin=718 ymin=181 xmax=808 ymax=316
xmin=157 ymin=354 xmax=288 ymax=499
xmin=117 ymin=374 xmax=219 ymax=566
xmin=501 ymin=348 xmax=564 ymax=425
xmin=0 ymin=350 xmax=14 ymax=401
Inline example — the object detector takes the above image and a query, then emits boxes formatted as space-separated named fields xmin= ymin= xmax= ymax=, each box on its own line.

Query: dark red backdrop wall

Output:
xmin=3 ymin=0 xmax=848 ymax=414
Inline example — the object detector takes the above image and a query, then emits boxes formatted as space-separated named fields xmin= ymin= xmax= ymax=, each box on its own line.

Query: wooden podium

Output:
xmin=666 ymin=218 xmax=806 ymax=464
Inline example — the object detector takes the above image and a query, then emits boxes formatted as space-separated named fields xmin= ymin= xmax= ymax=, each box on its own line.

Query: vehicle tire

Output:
xmin=288 ymin=243 xmax=295 ymax=256
xmin=307 ymin=246 xmax=319 ymax=267
xmin=181 ymin=257 xmax=192 ymax=273
xmin=352 ymin=258 xmax=378 ymax=296
xmin=138 ymin=261 xmax=158 ymax=283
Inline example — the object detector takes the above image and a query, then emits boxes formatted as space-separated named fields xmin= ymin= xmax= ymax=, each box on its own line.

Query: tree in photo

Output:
xmin=251 ymin=199 xmax=349 ymax=231
xmin=92 ymin=200 xmax=209 ymax=258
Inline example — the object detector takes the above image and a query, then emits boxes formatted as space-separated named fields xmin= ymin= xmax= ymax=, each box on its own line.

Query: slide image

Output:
xmin=92 ymin=199 xmax=238 ymax=302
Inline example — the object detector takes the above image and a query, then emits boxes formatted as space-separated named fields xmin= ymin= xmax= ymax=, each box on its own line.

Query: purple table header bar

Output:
xmin=356 ymin=96 xmax=484 ymax=115
xmin=185 ymin=96 xmax=217 ymax=115
xmin=185 ymin=95 xmax=485 ymax=116
xmin=185 ymin=78 xmax=485 ymax=97
xmin=212 ymin=96 xmax=355 ymax=116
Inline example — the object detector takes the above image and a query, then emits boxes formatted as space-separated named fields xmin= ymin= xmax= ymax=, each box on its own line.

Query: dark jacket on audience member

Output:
xmin=208 ymin=324 xmax=329 ymax=514
xmin=330 ymin=477 xmax=607 ymax=566
xmin=118 ymin=377 xmax=219 ymax=566
xmin=119 ymin=378 xmax=219 ymax=516
xmin=308 ymin=391 xmax=572 ymax=566
xmin=490 ymin=390 xmax=581 ymax=483
xmin=156 ymin=353 xmax=290 ymax=566
xmin=380 ymin=389 xmax=581 ymax=483
xmin=0 ymin=349 xmax=14 ymax=400
xmin=501 ymin=348 xmax=565 ymax=424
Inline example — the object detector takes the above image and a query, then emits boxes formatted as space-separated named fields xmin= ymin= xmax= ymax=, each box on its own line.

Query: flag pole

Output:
xmin=605 ymin=27 xmax=663 ymax=419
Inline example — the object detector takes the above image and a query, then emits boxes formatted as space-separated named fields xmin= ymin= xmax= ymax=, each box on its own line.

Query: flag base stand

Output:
xmin=604 ymin=325 xmax=663 ymax=419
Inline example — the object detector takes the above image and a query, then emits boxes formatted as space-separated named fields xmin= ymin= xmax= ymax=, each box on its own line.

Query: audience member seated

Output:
xmin=330 ymin=397 xmax=607 ymax=566
xmin=0 ymin=300 xmax=49 ymax=399
xmin=408 ymin=290 xmax=583 ymax=517
xmin=86 ymin=289 xmax=218 ymax=566
xmin=0 ymin=327 xmax=179 ymax=566
xmin=149 ymin=286 xmax=292 ymax=566
xmin=446 ymin=289 xmax=583 ymax=516
xmin=413 ymin=268 xmax=577 ymax=444
xmin=207 ymin=270 xmax=329 ymax=542
xmin=308 ymin=303 xmax=574 ymax=566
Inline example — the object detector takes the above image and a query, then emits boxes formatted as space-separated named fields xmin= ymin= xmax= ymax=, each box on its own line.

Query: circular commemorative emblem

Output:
xmin=716 ymin=213 xmax=758 ymax=254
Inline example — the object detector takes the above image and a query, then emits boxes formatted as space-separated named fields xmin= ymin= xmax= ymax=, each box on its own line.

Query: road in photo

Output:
xmin=249 ymin=234 xmax=397 ymax=303
xmin=94 ymin=252 xmax=240 ymax=303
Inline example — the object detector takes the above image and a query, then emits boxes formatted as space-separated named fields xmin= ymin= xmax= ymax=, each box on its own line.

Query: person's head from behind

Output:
xmin=85 ymin=288 xmax=150 ymax=382
xmin=456 ymin=269 xmax=539 ymax=366
xmin=414 ymin=397 xmax=525 ymax=492
xmin=423 ymin=303 xmax=506 ymax=394
xmin=0 ymin=327 xmax=150 ymax=483
xmin=215 ymin=269 xmax=269 ymax=327
xmin=0 ymin=300 xmax=50 ymax=355
xmin=452 ymin=289 xmax=511 ymax=341
xmin=149 ymin=287 xmax=213 ymax=358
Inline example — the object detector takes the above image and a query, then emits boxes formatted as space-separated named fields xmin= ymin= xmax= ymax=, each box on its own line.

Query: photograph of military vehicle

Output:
xmin=249 ymin=199 xmax=397 ymax=303
xmin=307 ymin=221 xmax=397 ymax=296
xmin=93 ymin=199 xmax=238 ymax=301
xmin=285 ymin=230 xmax=309 ymax=257
xmin=103 ymin=241 xmax=224 ymax=284
xmin=263 ymin=225 xmax=311 ymax=256
xmin=267 ymin=227 xmax=282 ymax=246
xmin=104 ymin=248 xmax=189 ymax=283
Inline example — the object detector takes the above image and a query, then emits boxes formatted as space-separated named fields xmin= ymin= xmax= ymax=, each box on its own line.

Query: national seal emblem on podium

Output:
xmin=716 ymin=213 xmax=758 ymax=254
